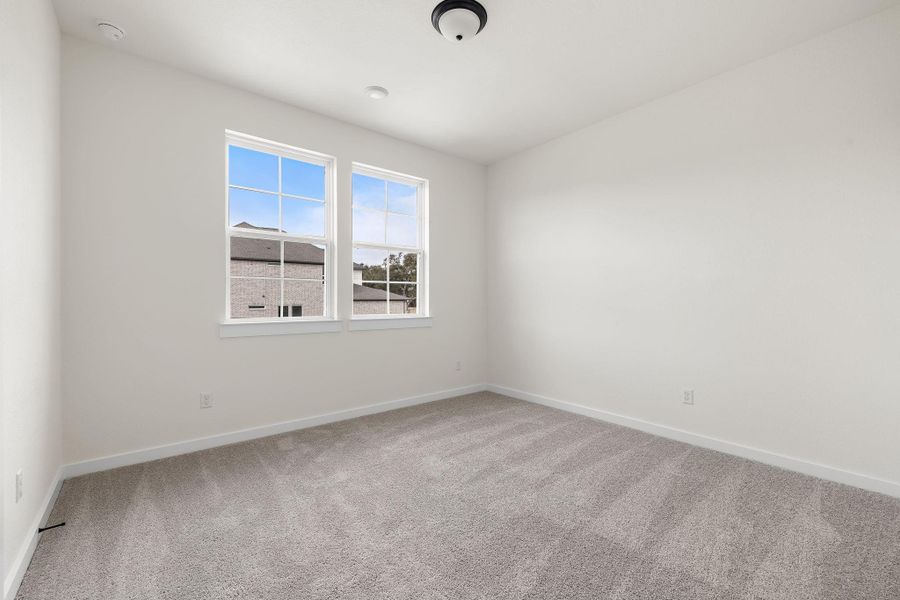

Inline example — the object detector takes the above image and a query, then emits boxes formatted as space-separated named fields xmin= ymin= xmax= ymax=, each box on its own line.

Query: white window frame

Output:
xmin=221 ymin=130 xmax=339 ymax=336
xmin=350 ymin=162 xmax=430 ymax=328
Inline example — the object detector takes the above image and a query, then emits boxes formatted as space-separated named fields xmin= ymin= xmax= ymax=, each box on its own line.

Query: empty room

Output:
xmin=2 ymin=0 xmax=899 ymax=598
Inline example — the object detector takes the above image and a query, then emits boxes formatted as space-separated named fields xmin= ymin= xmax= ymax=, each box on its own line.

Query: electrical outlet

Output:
xmin=15 ymin=469 xmax=23 ymax=503
xmin=200 ymin=392 xmax=213 ymax=409
xmin=683 ymin=390 xmax=695 ymax=405
xmin=455 ymin=361 xmax=462 ymax=372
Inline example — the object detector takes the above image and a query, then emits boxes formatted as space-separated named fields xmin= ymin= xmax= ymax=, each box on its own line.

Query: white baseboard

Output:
xmin=4 ymin=383 xmax=486 ymax=600
xmin=487 ymin=384 xmax=900 ymax=499
xmin=9 ymin=381 xmax=895 ymax=600
xmin=62 ymin=383 xmax=488 ymax=479
xmin=3 ymin=466 xmax=65 ymax=600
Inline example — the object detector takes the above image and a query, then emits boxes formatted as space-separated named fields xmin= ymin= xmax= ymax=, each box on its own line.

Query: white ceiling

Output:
xmin=53 ymin=0 xmax=898 ymax=164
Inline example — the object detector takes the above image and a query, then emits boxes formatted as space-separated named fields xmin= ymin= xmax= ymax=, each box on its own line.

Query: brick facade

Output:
xmin=230 ymin=258 xmax=410 ymax=318
xmin=352 ymin=299 xmax=409 ymax=315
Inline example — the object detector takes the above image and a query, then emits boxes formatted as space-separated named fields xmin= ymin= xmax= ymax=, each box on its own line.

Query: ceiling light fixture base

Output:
xmin=431 ymin=0 xmax=488 ymax=42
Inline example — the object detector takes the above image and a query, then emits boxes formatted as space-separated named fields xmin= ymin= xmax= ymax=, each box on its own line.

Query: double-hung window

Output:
xmin=225 ymin=131 xmax=334 ymax=322
xmin=351 ymin=164 xmax=428 ymax=318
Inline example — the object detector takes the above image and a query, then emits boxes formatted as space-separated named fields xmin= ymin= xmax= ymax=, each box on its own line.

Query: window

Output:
xmin=352 ymin=165 xmax=428 ymax=317
xmin=226 ymin=131 xmax=334 ymax=321
xmin=279 ymin=305 xmax=302 ymax=317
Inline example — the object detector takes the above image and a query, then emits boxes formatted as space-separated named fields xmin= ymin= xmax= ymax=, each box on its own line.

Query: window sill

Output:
xmin=219 ymin=319 xmax=342 ymax=338
xmin=349 ymin=316 xmax=432 ymax=331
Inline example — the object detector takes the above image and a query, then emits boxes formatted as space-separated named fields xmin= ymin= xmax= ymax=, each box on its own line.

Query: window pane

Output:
xmin=353 ymin=207 xmax=386 ymax=244
xmin=283 ymin=241 xmax=325 ymax=280
xmin=352 ymin=173 xmax=385 ymax=210
xmin=283 ymin=198 xmax=325 ymax=237
xmin=388 ymin=181 xmax=417 ymax=216
xmin=229 ymin=239 xmax=326 ymax=319
xmin=230 ymin=237 xmax=281 ymax=278
xmin=353 ymin=282 xmax=388 ymax=315
xmin=229 ymin=146 xmax=278 ymax=192
xmin=388 ymin=252 xmax=418 ymax=282
xmin=387 ymin=213 xmax=417 ymax=246
xmin=282 ymin=158 xmax=325 ymax=199
xmin=353 ymin=246 xmax=388 ymax=315
xmin=353 ymin=247 xmax=389 ymax=281
xmin=229 ymin=188 xmax=278 ymax=230
xmin=390 ymin=283 xmax=416 ymax=315
xmin=283 ymin=279 xmax=325 ymax=317
xmin=230 ymin=277 xmax=280 ymax=319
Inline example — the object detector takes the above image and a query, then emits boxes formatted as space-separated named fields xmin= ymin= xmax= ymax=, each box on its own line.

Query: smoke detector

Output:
xmin=431 ymin=0 xmax=487 ymax=43
xmin=97 ymin=21 xmax=126 ymax=42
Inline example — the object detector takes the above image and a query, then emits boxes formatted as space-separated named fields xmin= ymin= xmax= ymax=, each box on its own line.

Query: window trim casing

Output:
xmin=223 ymin=130 xmax=337 ymax=325
xmin=350 ymin=162 xmax=430 ymax=321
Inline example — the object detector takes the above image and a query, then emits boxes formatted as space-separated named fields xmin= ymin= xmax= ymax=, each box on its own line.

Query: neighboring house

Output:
xmin=230 ymin=222 xmax=410 ymax=318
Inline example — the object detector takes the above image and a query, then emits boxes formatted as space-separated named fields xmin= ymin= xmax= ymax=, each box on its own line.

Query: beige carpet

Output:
xmin=17 ymin=392 xmax=900 ymax=599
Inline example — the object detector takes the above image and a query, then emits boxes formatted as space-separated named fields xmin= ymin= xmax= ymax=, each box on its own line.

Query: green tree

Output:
xmin=361 ymin=252 xmax=418 ymax=306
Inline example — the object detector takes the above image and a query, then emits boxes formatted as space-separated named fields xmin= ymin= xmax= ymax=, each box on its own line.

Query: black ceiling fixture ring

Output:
xmin=431 ymin=0 xmax=488 ymax=37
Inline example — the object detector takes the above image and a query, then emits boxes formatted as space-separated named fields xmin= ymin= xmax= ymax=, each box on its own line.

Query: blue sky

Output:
xmin=228 ymin=145 xmax=325 ymax=235
xmin=352 ymin=173 xmax=417 ymax=246
xmin=229 ymin=144 xmax=417 ymax=246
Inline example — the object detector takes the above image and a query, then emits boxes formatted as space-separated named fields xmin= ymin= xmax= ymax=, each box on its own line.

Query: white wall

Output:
xmin=0 ymin=0 xmax=63 ymax=594
xmin=487 ymin=7 xmax=900 ymax=485
xmin=61 ymin=37 xmax=487 ymax=464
